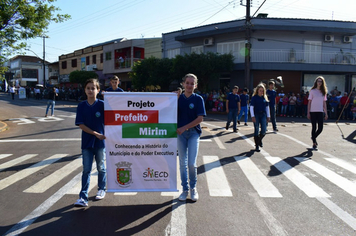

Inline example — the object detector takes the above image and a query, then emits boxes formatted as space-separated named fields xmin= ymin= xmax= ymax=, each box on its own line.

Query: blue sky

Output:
xmin=24 ymin=0 xmax=356 ymax=62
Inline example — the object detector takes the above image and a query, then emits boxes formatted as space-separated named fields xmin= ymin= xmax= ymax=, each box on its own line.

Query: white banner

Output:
xmin=104 ymin=92 xmax=178 ymax=192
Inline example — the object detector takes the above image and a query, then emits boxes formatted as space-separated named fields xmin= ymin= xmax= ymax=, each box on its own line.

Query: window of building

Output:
xmin=191 ymin=46 xmax=203 ymax=54
xmin=22 ymin=69 xmax=37 ymax=78
xmin=86 ymin=56 xmax=90 ymax=65
xmin=92 ymin=55 xmax=96 ymax=64
xmin=71 ymin=59 xmax=77 ymax=67
xmin=61 ymin=61 xmax=67 ymax=69
xmin=100 ymin=53 xmax=103 ymax=63
xmin=167 ymin=48 xmax=180 ymax=59
xmin=105 ymin=52 xmax=112 ymax=61
xmin=217 ymin=41 xmax=245 ymax=63
xmin=304 ymin=41 xmax=322 ymax=63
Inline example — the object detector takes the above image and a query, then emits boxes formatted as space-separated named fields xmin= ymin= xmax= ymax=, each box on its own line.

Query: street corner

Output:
xmin=0 ymin=121 xmax=8 ymax=132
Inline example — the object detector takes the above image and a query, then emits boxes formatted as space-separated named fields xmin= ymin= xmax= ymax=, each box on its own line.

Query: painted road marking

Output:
xmin=235 ymin=156 xmax=282 ymax=198
xmin=0 ymin=138 xmax=80 ymax=143
xmin=264 ymin=156 xmax=330 ymax=198
xmin=24 ymin=157 xmax=82 ymax=193
xmin=0 ymin=154 xmax=37 ymax=172
xmin=295 ymin=157 xmax=356 ymax=197
xmin=0 ymin=154 xmax=67 ymax=191
xmin=0 ymin=154 xmax=13 ymax=160
xmin=203 ymin=155 xmax=232 ymax=197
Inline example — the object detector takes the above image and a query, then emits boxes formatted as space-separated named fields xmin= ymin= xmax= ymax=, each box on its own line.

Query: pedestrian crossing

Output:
xmin=1 ymin=151 xmax=356 ymax=200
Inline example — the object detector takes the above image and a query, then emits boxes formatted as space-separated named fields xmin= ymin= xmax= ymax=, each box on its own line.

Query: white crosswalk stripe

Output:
xmin=294 ymin=157 xmax=356 ymax=197
xmin=0 ymin=154 xmax=12 ymax=160
xmin=2 ymin=151 xmax=356 ymax=201
xmin=0 ymin=154 xmax=67 ymax=191
xmin=235 ymin=156 xmax=282 ymax=198
xmin=203 ymin=155 xmax=233 ymax=197
xmin=0 ymin=154 xmax=37 ymax=172
xmin=264 ymin=156 xmax=330 ymax=198
xmin=66 ymin=170 xmax=98 ymax=195
xmin=24 ymin=157 xmax=82 ymax=193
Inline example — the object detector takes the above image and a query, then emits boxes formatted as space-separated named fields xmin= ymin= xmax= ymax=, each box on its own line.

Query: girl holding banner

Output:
xmin=177 ymin=73 xmax=206 ymax=202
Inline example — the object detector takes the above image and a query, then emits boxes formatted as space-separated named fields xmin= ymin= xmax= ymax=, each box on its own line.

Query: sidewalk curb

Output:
xmin=0 ymin=121 xmax=8 ymax=132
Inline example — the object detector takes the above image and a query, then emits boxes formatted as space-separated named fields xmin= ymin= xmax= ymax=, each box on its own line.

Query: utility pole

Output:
xmin=43 ymin=36 xmax=46 ymax=86
xmin=244 ymin=0 xmax=251 ymax=90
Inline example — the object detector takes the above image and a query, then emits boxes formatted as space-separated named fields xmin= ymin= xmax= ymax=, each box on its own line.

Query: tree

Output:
xmin=173 ymin=52 xmax=235 ymax=92
xmin=69 ymin=70 xmax=98 ymax=87
xmin=130 ymin=57 xmax=174 ymax=91
xmin=0 ymin=0 xmax=70 ymax=66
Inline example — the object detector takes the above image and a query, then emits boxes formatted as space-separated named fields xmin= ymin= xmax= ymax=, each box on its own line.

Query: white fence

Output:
xmin=250 ymin=49 xmax=356 ymax=65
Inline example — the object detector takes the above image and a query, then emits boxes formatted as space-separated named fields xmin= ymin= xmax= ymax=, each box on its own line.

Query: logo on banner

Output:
xmin=115 ymin=161 xmax=132 ymax=187
xmin=143 ymin=167 xmax=169 ymax=182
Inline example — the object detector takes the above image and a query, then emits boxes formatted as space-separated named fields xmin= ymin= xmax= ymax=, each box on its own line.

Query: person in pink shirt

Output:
xmin=307 ymin=76 xmax=328 ymax=150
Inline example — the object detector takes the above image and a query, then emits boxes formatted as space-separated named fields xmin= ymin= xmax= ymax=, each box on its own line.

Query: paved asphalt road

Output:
xmin=1 ymin=92 xmax=356 ymax=236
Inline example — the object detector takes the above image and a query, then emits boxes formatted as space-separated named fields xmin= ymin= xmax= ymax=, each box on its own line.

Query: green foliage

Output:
xmin=69 ymin=70 xmax=98 ymax=86
xmin=0 ymin=0 xmax=70 ymax=62
xmin=130 ymin=52 xmax=234 ymax=92
xmin=129 ymin=57 xmax=174 ymax=91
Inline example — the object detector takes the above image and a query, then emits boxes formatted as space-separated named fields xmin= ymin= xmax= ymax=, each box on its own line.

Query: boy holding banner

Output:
xmin=177 ymin=73 xmax=206 ymax=202
xmin=74 ymin=78 xmax=107 ymax=207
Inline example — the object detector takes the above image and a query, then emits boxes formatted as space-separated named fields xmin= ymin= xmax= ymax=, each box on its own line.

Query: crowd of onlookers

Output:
xmin=21 ymin=86 xmax=85 ymax=101
xmin=196 ymin=87 xmax=356 ymax=121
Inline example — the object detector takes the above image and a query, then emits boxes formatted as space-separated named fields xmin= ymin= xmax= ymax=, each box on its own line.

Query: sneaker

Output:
xmin=74 ymin=198 xmax=88 ymax=207
xmin=233 ymin=129 xmax=238 ymax=133
xmin=95 ymin=190 xmax=106 ymax=200
xmin=179 ymin=190 xmax=189 ymax=201
xmin=244 ymin=123 xmax=248 ymax=126
xmin=237 ymin=120 xmax=240 ymax=125
xmin=225 ymin=124 xmax=229 ymax=130
xmin=45 ymin=114 xmax=47 ymax=117
xmin=190 ymin=188 xmax=199 ymax=201
xmin=274 ymin=128 xmax=279 ymax=132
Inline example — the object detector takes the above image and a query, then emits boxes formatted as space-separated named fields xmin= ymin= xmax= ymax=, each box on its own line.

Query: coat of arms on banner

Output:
xmin=116 ymin=161 xmax=132 ymax=187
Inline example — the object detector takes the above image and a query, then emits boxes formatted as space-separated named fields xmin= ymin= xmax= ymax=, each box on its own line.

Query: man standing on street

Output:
xmin=267 ymin=81 xmax=278 ymax=131
xmin=225 ymin=86 xmax=241 ymax=132
xmin=9 ymin=85 xmax=16 ymax=100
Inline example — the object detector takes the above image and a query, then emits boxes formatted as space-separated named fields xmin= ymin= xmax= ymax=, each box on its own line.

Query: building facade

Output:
xmin=102 ymin=38 xmax=161 ymax=90
xmin=162 ymin=17 xmax=356 ymax=93
xmin=8 ymin=55 xmax=49 ymax=87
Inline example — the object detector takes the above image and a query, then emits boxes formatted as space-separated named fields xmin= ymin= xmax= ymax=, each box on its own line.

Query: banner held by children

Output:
xmin=104 ymin=92 xmax=178 ymax=192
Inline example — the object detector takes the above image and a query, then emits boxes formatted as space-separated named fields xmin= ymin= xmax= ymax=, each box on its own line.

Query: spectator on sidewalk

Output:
xmin=9 ymin=85 xmax=16 ymax=100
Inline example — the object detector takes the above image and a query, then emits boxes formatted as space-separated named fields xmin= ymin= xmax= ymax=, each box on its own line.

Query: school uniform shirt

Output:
xmin=240 ymin=94 xmax=249 ymax=107
xmin=105 ymin=87 xmax=124 ymax=92
xmin=250 ymin=95 xmax=270 ymax=117
xmin=226 ymin=93 xmax=240 ymax=109
xmin=75 ymin=99 xmax=105 ymax=149
xmin=308 ymin=89 xmax=327 ymax=112
xmin=178 ymin=93 xmax=206 ymax=134
xmin=266 ymin=89 xmax=277 ymax=107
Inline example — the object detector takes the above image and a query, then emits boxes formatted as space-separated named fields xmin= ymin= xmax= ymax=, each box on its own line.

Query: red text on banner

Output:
xmin=105 ymin=110 xmax=159 ymax=125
